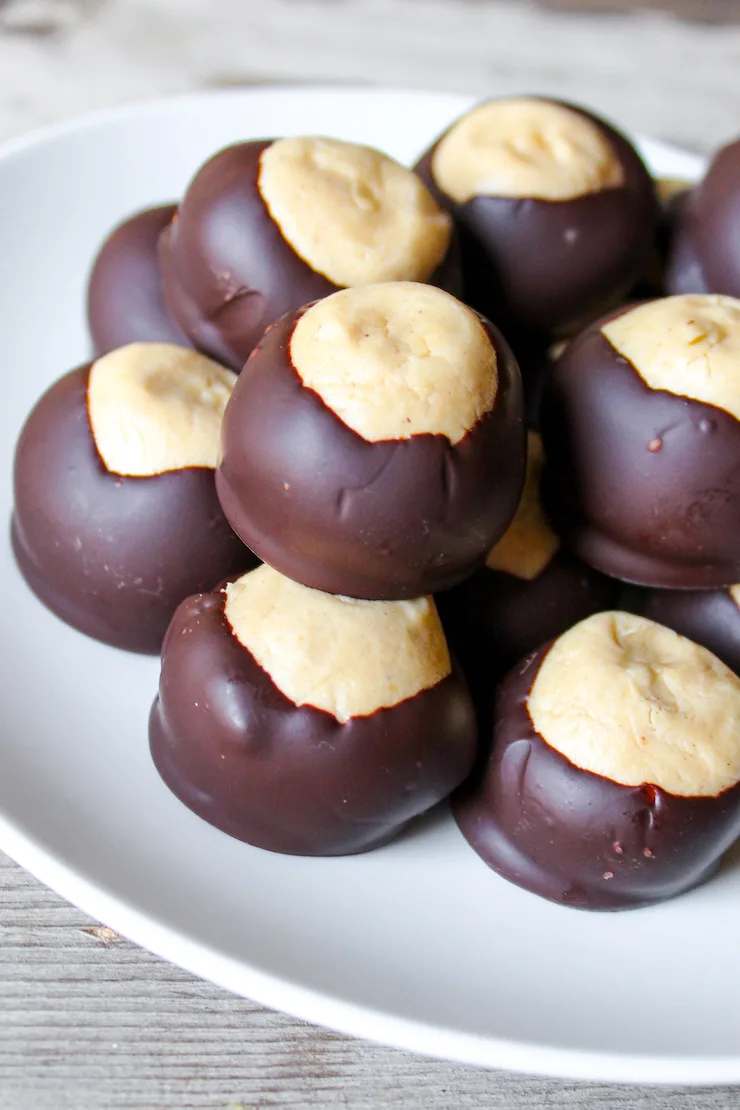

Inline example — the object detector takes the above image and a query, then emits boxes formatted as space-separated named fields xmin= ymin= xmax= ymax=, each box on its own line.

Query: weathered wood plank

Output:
xmin=1 ymin=852 xmax=739 ymax=1108
xmin=1 ymin=0 xmax=740 ymax=153
xmin=537 ymin=0 xmax=740 ymax=21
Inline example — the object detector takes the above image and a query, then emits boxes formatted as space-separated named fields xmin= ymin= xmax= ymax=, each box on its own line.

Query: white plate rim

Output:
xmin=0 ymin=86 xmax=724 ymax=1087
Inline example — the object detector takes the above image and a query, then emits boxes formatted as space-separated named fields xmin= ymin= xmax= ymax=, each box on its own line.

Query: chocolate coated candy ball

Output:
xmin=415 ymin=97 xmax=658 ymax=341
xmin=12 ymin=343 xmax=256 ymax=654
xmin=436 ymin=431 xmax=618 ymax=713
xmin=640 ymin=585 xmax=740 ymax=676
xmin=216 ymin=282 xmax=525 ymax=600
xmin=540 ymin=294 xmax=740 ymax=588
xmin=666 ymin=139 xmax=740 ymax=297
xmin=87 ymin=205 xmax=192 ymax=355
xmin=150 ymin=565 xmax=478 ymax=855
xmin=454 ymin=611 xmax=740 ymax=910
xmin=159 ymin=136 xmax=459 ymax=370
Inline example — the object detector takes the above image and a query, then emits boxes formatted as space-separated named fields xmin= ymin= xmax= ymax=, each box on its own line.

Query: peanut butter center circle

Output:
xmin=528 ymin=611 xmax=740 ymax=797
xmin=289 ymin=282 xmax=497 ymax=444
xmin=87 ymin=343 xmax=237 ymax=477
xmin=431 ymin=98 xmax=625 ymax=204
xmin=224 ymin=565 xmax=451 ymax=723
xmin=602 ymin=294 xmax=740 ymax=422
xmin=258 ymin=136 xmax=452 ymax=287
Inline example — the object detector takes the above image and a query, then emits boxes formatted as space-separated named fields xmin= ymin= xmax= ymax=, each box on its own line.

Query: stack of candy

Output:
xmin=12 ymin=97 xmax=740 ymax=909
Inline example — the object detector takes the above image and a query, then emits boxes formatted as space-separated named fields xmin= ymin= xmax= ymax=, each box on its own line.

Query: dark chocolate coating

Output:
xmin=453 ymin=644 xmax=740 ymax=910
xmin=415 ymin=101 xmax=658 ymax=342
xmin=666 ymin=140 xmax=740 ymax=298
xmin=664 ymin=211 xmax=712 ymax=296
xmin=12 ymin=366 xmax=256 ymax=654
xmin=150 ymin=590 xmax=478 ymax=855
xmin=159 ymin=140 xmax=462 ymax=371
xmin=639 ymin=587 xmax=740 ymax=676
xmin=87 ymin=204 xmax=193 ymax=355
xmin=514 ymin=340 xmax=559 ymax=431
xmin=436 ymin=550 xmax=619 ymax=722
xmin=216 ymin=307 xmax=526 ymax=600
xmin=633 ymin=184 xmax=692 ymax=299
xmin=540 ymin=318 xmax=740 ymax=588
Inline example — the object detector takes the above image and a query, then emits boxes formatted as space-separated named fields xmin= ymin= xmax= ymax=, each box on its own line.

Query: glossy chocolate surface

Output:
xmin=514 ymin=341 xmax=560 ymax=430
xmin=436 ymin=550 xmax=619 ymax=723
xmin=415 ymin=104 xmax=657 ymax=341
xmin=634 ymin=185 xmax=693 ymax=298
xmin=87 ymin=204 xmax=192 ymax=355
xmin=216 ymin=307 xmax=526 ymax=600
xmin=640 ymin=587 xmax=740 ymax=676
xmin=12 ymin=366 xmax=255 ymax=654
xmin=664 ymin=213 xmax=712 ymax=296
xmin=453 ymin=643 xmax=740 ymax=909
xmin=150 ymin=589 xmax=478 ymax=855
xmin=540 ymin=321 xmax=740 ymax=588
xmin=666 ymin=140 xmax=740 ymax=298
xmin=159 ymin=141 xmax=461 ymax=371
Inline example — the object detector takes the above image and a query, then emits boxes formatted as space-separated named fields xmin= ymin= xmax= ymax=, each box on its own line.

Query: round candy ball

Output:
xmin=454 ymin=611 xmax=740 ymax=910
xmin=666 ymin=139 xmax=740 ymax=297
xmin=540 ymin=294 xmax=740 ymax=588
xmin=159 ymin=136 xmax=460 ymax=370
xmin=436 ymin=431 xmax=619 ymax=714
xmin=216 ymin=282 xmax=526 ymax=600
xmin=414 ymin=96 xmax=657 ymax=342
xmin=87 ymin=204 xmax=192 ymax=355
xmin=150 ymin=564 xmax=478 ymax=856
xmin=12 ymin=343 xmax=256 ymax=653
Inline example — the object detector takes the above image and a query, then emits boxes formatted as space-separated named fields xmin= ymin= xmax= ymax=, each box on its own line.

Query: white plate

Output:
xmin=0 ymin=87 xmax=725 ymax=1087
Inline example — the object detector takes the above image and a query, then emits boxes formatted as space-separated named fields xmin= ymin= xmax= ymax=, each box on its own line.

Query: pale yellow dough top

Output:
xmin=528 ymin=611 xmax=740 ymax=798
xmin=290 ymin=282 xmax=497 ymax=444
xmin=602 ymin=294 xmax=740 ymax=422
xmin=258 ymin=136 xmax=452 ymax=288
xmin=224 ymin=565 xmax=451 ymax=724
xmin=431 ymin=98 xmax=624 ymax=203
xmin=87 ymin=343 xmax=237 ymax=477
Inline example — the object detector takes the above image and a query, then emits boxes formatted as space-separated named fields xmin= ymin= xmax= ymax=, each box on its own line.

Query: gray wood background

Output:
xmin=2 ymin=852 xmax=739 ymax=1107
xmin=542 ymin=0 xmax=740 ymax=19
xmin=3 ymin=0 xmax=740 ymax=153
xmin=3 ymin=1 xmax=740 ymax=1106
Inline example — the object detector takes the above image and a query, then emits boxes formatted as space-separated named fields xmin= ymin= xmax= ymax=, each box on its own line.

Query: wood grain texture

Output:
xmin=2 ymin=0 xmax=740 ymax=153
xmin=537 ymin=0 xmax=740 ymax=21
xmin=0 ymin=851 xmax=738 ymax=1109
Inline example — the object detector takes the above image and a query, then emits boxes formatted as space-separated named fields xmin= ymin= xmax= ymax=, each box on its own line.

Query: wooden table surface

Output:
xmin=542 ymin=0 xmax=740 ymax=19
xmin=4 ymin=852 xmax=740 ymax=1109
xmin=3 ymin=1 xmax=740 ymax=1106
